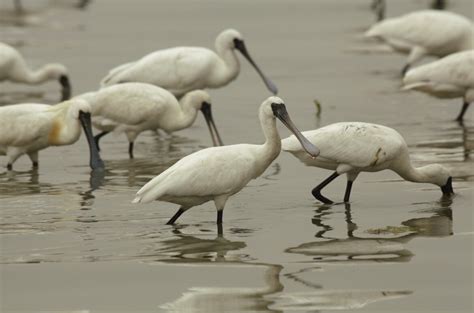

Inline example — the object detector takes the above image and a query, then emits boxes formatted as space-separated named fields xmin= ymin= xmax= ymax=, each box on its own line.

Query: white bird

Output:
xmin=281 ymin=122 xmax=453 ymax=204
xmin=0 ymin=42 xmax=71 ymax=100
xmin=369 ymin=0 xmax=447 ymax=22
xmin=403 ymin=50 xmax=474 ymax=122
xmin=100 ymin=29 xmax=278 ymax=98
xmin=365 ymin=10 xmax=473 ymax=74
xmin=0 ymin=99 xmax=103 ymax=170
xmin=132 ymin=97 xmax=319 ymax=226
xmin=76 ymin=83 xmax=223 ymax=158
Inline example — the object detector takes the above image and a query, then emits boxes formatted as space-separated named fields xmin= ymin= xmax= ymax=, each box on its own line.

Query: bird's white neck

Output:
xmin=395 ymin=161 xmax=439 ymax=185
xmin=212 ymin=43 xmax=240 ymax=87
xmin=163 ymin=97 xmax=199 ymax=133
xmin=47 ymin=105 xmax=82 ymax=146
xmin=258 ymin=114 xmax=281 ymax=166
xmin=13 ymin=63 xmax=57 ymax=84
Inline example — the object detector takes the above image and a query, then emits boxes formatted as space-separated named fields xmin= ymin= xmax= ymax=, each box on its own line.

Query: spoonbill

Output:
xmin=100 ymin=29 xmax=278 ymax=97
xmin=403 ymin=50 xmax=474 ymax=122
xmin=77 ymin=83 xmax=223 ymax=158
xmin=365 ymin=10 xmax=473 ymax=75
xmin=132 ymin=97 xmax=319 ymax=226
xmin=281 ymin=122 xmax=453 ymax=204
xmin=0 ymin=42 xmax=71 ymax=100
xmin=0 ymin=99 xmax=103 ymax=171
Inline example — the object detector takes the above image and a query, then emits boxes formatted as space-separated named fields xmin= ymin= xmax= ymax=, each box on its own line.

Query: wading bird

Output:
xmin=132 ymin=97 xmax=319 ymax=226
xmin=282 ymin=122 xmax=453 ymax=204
xmin=403 ymin=50 xmax=474 ymax=122
xmin=77 ymin=83 xmax=223 ymax=158
xmin=365 ymin=10 xmax=473 ymax=75
xmin=101 ymin=29 xmax=278 ymax=97
xmin=0 ymin=99 xmax=103 ymax=170
xmin=0 ymin=42 xmax=71 ymax=100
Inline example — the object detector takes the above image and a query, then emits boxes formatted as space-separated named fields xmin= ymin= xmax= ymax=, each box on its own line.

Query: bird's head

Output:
xmin=45 ymin=63 xmax=71 ymax=101
xmin=182 ymin=90 xmax=223 ymax=147
xmin=419 ymin=164 xmax=454 ymax=196
xmin=260 ymin=96 xmax=319 ymax=158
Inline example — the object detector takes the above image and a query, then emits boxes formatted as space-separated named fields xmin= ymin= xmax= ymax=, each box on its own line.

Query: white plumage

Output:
xmin=0 ymin=99 xmax=103 ymax=170
xmin=403 ymin=50 xmax=474 ymax=122
xmin=281 ymin=122 xmax=453 ymax=203
xmin=132 ymin=97 xmax=319 ymax=227
xmin=365 ymin=10 xmax=473 ymax=74
xmin=100 ymin=29 xmax=277 ymax=97
xmin=0 ymin=42 xmax=71 ymax=100
xmin=76 ymin=83 xmax=223 ymax=158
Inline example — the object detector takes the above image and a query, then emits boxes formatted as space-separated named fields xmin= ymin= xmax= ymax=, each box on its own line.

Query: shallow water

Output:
xmin=0 ymin=0 xmax=473 ymax=312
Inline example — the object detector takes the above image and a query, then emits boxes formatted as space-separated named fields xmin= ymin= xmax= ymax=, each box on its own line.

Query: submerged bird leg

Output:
xmin=166 ymin=207 xmax=186 ymax=225
xmin=217 ymin=210 xmax=223 ymax=224
xmin=455 ymin=102 xmax=470 ymax=123
xmin=344 ymin=181 xmax=353 ymax=202
xmin=93 ymin=131 xmax=109 ymax=151
xmin=128 ymin=142 xmax=134 ymax=158
xmin=7 ymin=163 xmax=13 ymax=171
xmin=311 ymin=172 xmax=339 ymax=204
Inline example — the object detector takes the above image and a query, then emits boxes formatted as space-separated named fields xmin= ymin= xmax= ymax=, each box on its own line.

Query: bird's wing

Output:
xmin=404 ymin=51 xmax=474 ymax=88
xmin=100 ymin=61 xmax=136 ymax=87
xmin=91 ymin=83 xmax=171 ymax=126
xmin=283 ymin=123 xmax=404 ymax=169
xmin=367 ymin=11 xmax=470 ymax=52
xmin=0 ymin=104 xmax=53 ymax=146
xmin=134 ymin=144 xmax=260 ymax=203
xmin=103 ymin=47 xmax=216 ymax=93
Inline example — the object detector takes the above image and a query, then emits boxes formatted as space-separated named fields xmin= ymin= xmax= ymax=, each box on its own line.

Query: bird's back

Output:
xmin=367 ymin=11 xmax=473 ymax=55
xmin=0 ymin=104 xmax=53 ymax=147
xmin=405 ymin=50 xmax=474 ymax=88
xmin=134 ymin=144 xmax=262 ymax=203
xmin=282 ymin=122 xmax=406 ymax=169
xmin=88 ymin=83 xmax=173 ymax=127
xmin=101 ymin=47 xmax=217 ymax=96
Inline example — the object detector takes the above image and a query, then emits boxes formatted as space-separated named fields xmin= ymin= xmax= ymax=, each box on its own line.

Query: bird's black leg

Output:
xmin=456 ymin=102 xmax=470 ymax=123
xmin=93 ymin=131 xmax=109 ymax=152
xmin=166 ymin=207 xmax=185 ymax=225
xmin=344 ymin=180 xmax=354 ymax=202
xmin=128 ymin=142 xmax=134 ymax=159
xmin=217 ymin=210 xmax=223 ymax=224
xmin=312 ymin=172 xmax=339 ymax=204
xmin=401 ymin=64 xmax=410 ymax=76
xmin=7 ymin=163 xmax=12 ymax=171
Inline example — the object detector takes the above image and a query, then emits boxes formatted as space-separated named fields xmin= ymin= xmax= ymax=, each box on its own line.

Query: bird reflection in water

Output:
xmin=286 ymin=199 xmax=453 ymax=264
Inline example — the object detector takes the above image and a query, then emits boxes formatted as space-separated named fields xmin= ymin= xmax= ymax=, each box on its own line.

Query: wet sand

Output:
xmin=0 ymin=0 xmax=473 ymax=312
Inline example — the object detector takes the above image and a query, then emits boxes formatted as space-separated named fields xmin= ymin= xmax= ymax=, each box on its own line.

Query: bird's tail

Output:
xmin=132 ymin=170 xmax=172 ymax=204
xmin=100 ymin=62 xmax=134 ymax=88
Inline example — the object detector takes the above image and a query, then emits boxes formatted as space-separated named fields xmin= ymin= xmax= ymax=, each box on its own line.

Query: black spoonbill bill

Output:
xmin=132 ymin=97 xmax=319 ymax=226
xmin=365 ymin=10 xmax=473 ymax=75
xmin=100 ymin=29 xmax=278 ymax=97
xmin=0 ymin=42 xmax=71 ymax=100
xmin=77 ymin=83 xmax=223 ymax=158
xmin=0 ymin=99 xmax=103 ymax=171
xmin=281 ymin=122 xmax=454 ymax=204
xmin=403 ymin=50 xmax=474 ymax=122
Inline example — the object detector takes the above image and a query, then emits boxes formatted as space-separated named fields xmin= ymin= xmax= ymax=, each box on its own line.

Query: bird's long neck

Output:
xmin=13 ymin=63 xmax=55 ymax=84
xmin=258 ymin=114 xmax=281 ymax=166
xmin=164 ymin=98 xmax=199 ymax=132
xmin=395 ymin=160 xmax=436 ymax=184
xmin=212 ymin=43 xmax=240 ymax=86
xmin=47 ymin=105 xmax=81 ymax=146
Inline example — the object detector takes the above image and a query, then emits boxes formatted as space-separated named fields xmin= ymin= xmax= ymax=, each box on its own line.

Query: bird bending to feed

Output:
xmin=0 ymin=99 xmax=104 ymax=171
xmin=76 ymin=83 xmax=223 ymax=159
xmin=282 ymin=122 xmax=453 ymax=204
xmin=0 ymin=42 xmax=71 ymax=101
xmin=132 ymin=97 xmax=319 ymax=227
xmin=403 ymin=50 xmax=474 ymax=122
xmin=100 ymin=29 xmax=278 ymax=97
xmin=365 ymin=10 xmax=473 ymax=75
